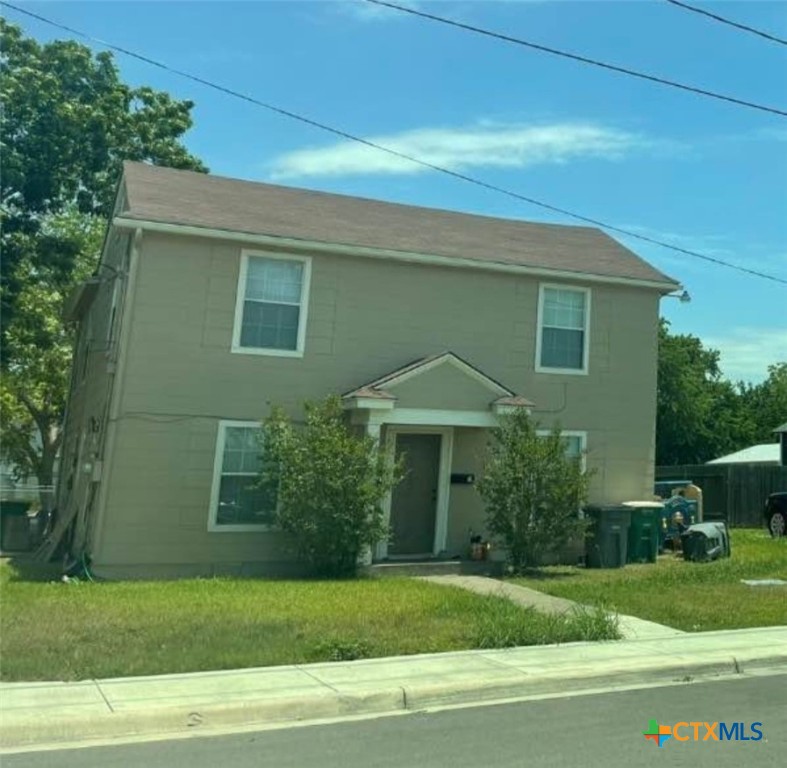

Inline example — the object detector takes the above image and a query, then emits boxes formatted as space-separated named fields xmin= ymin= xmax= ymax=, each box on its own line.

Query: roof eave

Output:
xmin=112 ymin=216 xmax=681 ymax=292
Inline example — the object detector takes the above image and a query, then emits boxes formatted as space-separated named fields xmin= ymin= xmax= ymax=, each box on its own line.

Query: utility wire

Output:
xmin=363 ymin=0 xmax=787 ymax=118
xmin=3 ymin=1 xmax=785 ymax=286
xmin=665 ymin=0 xmax=787 ymax=48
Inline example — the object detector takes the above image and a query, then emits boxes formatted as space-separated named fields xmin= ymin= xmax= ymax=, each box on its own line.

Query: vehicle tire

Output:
xmin=768 ymin=510 xmax=786 ymax=538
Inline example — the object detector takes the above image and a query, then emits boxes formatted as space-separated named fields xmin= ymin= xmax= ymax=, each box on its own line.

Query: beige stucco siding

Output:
xmin=446 ymin=428 xmax=488 ymax=554
xmin=96 ymin=416 xmax=293 ymax=576
xmin=387 ymin=364 xmax=506 ymax=411
xmin=91 ymin=230 xmax=660 ymax=572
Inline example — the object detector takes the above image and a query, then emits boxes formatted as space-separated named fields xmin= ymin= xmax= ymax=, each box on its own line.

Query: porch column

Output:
xmin=360 ymin=417 xmax=386 ymax=566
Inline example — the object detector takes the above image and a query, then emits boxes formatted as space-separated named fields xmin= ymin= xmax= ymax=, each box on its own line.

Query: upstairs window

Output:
xmin=232 ymin=252 xmax=311 ymax=356
xmin=537 ymin=285 xmax=590 ymax=374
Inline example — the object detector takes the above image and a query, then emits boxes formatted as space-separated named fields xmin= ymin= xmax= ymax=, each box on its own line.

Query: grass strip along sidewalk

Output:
xmin=0 ymin=567 xmax=617 ymax=682
xmin=513 ymin=529 xmax=787 ymax=632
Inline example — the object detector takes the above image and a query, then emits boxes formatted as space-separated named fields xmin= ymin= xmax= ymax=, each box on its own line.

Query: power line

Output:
xmin=2 ymin=1 xmax=785 ymax=286
xmin=665 ymin=0 xmax=787 ymax=48
xmin=363 ymin=0 xmax=787 ymax=118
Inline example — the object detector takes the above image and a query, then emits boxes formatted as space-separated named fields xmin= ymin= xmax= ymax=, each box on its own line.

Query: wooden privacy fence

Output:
xmin=655 ymin=464 xmax=787 ymax=527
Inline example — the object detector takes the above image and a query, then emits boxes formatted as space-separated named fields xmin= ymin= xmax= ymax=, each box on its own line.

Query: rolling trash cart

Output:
xmin=622 ymin=501 xmax=663 ymax=564
xmin=584 ymin=505 xmax=632 ymax=568
xmin=681 ymin=522 xmax=731 ymax=562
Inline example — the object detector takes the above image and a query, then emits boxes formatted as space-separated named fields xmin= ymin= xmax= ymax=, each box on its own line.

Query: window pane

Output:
xmin=245 ymin=258 xmax=303 ymax=304
xmin=216 ymin=475 xmax=275 ymax=526
xmin=240 ymin=302 xmax=300 ymax=350
xmin=563 ymin=435 xmax=583 ymax=458
xmin=541 ymin=327 xmax=584 ymax=369
xmin=222 ymin=427 xmax=262 ymax=473
xmin=543 ymin=289 xmax=585 ymax=330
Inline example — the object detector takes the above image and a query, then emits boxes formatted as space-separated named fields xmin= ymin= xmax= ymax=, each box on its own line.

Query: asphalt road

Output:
xmin=6 ymin=674 xmax=786 ymax=768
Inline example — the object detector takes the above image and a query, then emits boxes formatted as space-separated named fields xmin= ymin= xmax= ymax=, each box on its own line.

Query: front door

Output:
xmin=388 ymin=433 xmax=441 ymax=556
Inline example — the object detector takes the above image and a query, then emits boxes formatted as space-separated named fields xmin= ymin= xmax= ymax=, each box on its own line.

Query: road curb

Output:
xmin=405 ymin=654 xmax=787 ymax=709
xmin=2 ymin=653 xmax=785 ymax=751
xmin=0 ymin=688 xmax=407 ymax=751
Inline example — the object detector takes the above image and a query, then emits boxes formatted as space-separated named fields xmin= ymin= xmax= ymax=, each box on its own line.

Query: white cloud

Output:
xmin=335 ymin=0 xmax=549 ymax=22
xmin=703 ymin=328 xmax=787 ymax=384
xmin=755 ymin=127 xmax=787 ymax=143
xmin=269 ymin=122 xmax=646 ymax=180
xmin=335 ymin=0 xmax=422 ymax=22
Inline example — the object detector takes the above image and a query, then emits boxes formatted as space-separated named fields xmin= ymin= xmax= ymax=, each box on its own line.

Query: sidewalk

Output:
xmin=2 ymin=626 xmax=785 ymax=751
xmin=419 ymin=575 xmax=686 ymax=640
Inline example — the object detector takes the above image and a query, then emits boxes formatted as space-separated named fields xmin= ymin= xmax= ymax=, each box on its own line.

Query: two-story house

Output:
xmin=53 ymin=162 xmax=680 ymax=579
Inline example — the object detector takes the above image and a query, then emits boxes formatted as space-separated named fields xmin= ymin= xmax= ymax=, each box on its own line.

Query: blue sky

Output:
xmin=8 ymin=0 xmax=787 ymax=382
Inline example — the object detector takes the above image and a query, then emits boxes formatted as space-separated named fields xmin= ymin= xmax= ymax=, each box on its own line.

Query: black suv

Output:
xmin=764 ymin=492 xmax=787 ymax=537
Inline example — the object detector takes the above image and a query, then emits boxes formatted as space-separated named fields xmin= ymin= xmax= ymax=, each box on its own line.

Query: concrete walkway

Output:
xmin=2 ymin=626 xmax=785 ymax=752
xmin=419 ymin=575 xmax=685 ymax=640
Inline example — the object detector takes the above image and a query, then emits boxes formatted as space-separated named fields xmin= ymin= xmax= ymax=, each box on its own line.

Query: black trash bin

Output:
xmin=1 ymin=500 xmax=32 ymax=552
xmin=585 ymin=505 xmax=632 ymax=568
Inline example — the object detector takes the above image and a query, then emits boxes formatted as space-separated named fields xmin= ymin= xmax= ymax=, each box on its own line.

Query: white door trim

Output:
xmin=377 ymin=425 xmax=454 ymax=560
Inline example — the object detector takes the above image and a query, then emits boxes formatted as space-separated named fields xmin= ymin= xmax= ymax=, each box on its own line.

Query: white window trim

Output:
xmin=535 ymin=283 xmax=591 ymax=376
xmin=231 ymin=250 xmax=312 ymax=358
xmin=208 ymin=419 xmax=273 ymax=533
xmin=537 ymin=429 xmax=588 ymax=472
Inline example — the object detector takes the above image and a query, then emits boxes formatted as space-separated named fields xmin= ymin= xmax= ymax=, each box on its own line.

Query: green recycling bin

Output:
xmin=623 ymin=502 xmax=663 ymax=564
xmin=585 ymin=505 xmax=632 ymax=568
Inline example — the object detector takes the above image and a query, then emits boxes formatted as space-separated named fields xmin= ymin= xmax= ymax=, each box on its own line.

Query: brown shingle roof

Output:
xmin=120 ymin=162 xmax=678 ymax=286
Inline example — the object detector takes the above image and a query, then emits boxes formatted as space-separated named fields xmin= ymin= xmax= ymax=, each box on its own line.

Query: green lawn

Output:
xmin=0 ymin=566 xmax=617 ymax=682
xmin=512 ymin=529 xmax=787 ymax=632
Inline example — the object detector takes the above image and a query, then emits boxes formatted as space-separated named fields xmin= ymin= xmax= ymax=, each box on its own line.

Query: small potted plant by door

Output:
xmin=469 ymin=534 xmax=489 ymax=561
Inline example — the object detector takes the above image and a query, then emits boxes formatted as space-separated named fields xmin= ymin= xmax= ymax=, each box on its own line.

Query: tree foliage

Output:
xmin=258 ymin=397 xmax=403 ymax=578
xmin=656 ymin=320 xmax=785 ymax=465
xmin=0 ymin=20 xmax=205 ymax=495
xmin=0 ymin=19 xmax=205 ymax=219
xmin=1 ymin=18 xmax=205 ymax=342
xmin=0 ymin=208 xmax=103 ymax=506
xmin=740 ymin=363 xmax=787 ymax=442
xmin=476 ymin=410 xmax=592 ymax=571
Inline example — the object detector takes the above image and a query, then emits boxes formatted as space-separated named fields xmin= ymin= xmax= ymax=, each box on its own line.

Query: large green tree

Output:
xmin=0 ymin=209 xmax=103 ymax=508
xmin=740 ymin=363 xmax=787 ymax=442
xmin=654 ymin=319 xmax=779 ymax=466
xmin=1 ymin=18 xmax=206 ymax=339
xmin=0 ymin=19 xmax=205 ymax=501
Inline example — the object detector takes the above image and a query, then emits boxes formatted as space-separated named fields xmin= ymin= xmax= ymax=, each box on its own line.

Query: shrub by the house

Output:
xmin=259 ymin=396 xmax=402 ymax=577
xmin=477 ymin=410 xmax=591 ymax=571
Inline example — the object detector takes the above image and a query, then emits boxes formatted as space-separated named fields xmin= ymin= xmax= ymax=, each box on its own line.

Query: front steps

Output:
xmin=366 ymin=559 xmax=504 ymax=578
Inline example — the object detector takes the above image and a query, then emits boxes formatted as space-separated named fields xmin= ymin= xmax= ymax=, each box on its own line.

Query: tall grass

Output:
xmin=513 ymin=529 xmax=787 ymax=632
xmin=0 ymin=570 xmax=616 ymax=682
xmin=470 ymin=597 xmax=619 ymax=648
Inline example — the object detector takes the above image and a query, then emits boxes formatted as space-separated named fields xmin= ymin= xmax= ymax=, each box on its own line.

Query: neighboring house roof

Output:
xmin=118 ymin=162 xmax=678 ymax=288
xmin=773 ymin=422 xmax=787 ymax=433
xmin=707 ymin=444 xmax=780 ymax=465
